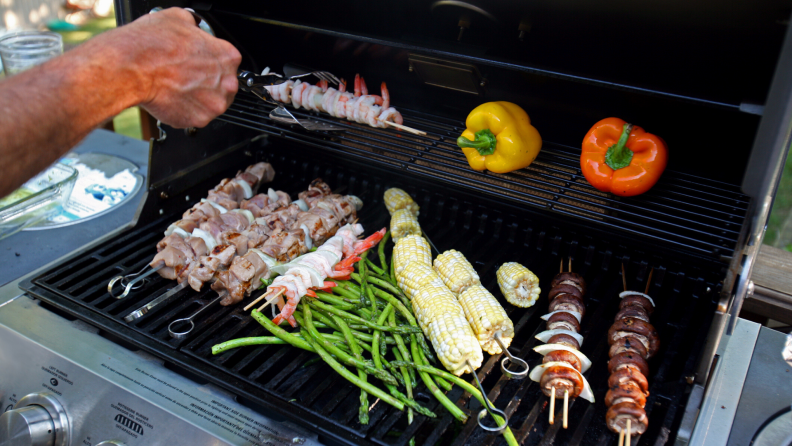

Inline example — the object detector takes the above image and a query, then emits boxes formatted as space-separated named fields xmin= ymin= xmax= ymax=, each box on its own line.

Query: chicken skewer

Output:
xmin=107 ymin=162 xmax=275 ymax=299
xmin=149 ymin=178 xmax=348 ymax=295
xmin=123 ymin=181 xmax=360 ymax=323
xmin=162 ymin=205 xmax=366 ymax=337
xmin=606 ymin=266 xmax=659 ymax=441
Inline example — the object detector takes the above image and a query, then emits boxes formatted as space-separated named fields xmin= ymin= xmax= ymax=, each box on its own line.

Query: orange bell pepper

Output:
xmin=580 ymin=118 xmax=668 ymax=197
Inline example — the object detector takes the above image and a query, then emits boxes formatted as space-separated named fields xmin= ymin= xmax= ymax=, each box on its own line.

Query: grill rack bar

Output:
xmin=219 ymin=93 xmax=748 ymax=260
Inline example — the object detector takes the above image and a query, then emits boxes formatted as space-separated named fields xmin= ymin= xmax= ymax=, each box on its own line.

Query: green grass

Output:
xmin=765 ymin=147 xmax=792 ymax=251
xmin=56 ymin=16 xmax=117 ymax=45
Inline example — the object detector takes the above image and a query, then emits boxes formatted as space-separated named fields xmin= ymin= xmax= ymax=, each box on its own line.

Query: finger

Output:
xmin=162 ymin=7 xmax=198 ymax=26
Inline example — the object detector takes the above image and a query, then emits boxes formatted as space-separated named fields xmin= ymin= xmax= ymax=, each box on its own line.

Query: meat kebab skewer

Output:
xmin=529 ymin=259 xmax=594 ymax=428
xmin=108 ymin=162 xmax=275 ymax=299
xmin=165 ymin=202 xmax=368 ymax=337
xmin=151 ymin=179 xmax=348 ymax=296
xmin=123 ymin=181 xmax=360 ymax=323
xmin=606 ymin=266 xmax=659 ymax=445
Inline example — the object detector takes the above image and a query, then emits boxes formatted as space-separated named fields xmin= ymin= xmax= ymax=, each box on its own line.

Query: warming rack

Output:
xmin=219 ymin=91 xmax=749 ymax=262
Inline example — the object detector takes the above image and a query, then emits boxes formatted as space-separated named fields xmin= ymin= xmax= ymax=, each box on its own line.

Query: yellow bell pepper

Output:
xmin=456 ymin=102 xmax=542 ymax=174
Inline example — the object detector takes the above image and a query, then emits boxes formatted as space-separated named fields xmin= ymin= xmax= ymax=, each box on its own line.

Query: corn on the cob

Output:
xmin=390 ymin=209 xmax=422 ymax=242
xmin=397 ymin=262 xmax=444 ymax=299
xmin=496 ymin=262 xmax=541 ymax=307
xmin=384 ymin=188 xmax=419 ymax=216
xmin=412 ymin=284 xmax=483 ymax=375
xmin=433 ymin=249 xmax=481 ymax=294
xmin=392 ymin=235 xmax=432 ymax=274
xmin=459 ymin=285 xmax=514 ymax=354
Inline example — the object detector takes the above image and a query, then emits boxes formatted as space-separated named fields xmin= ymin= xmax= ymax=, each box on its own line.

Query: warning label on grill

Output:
xmin=110 ymin=402 xmax=152 ymax=438
xmin=99 ymin=362 xmax=310 ymax=445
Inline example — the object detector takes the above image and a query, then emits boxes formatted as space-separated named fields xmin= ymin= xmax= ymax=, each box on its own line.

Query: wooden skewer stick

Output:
xmin=619 ymin=429 xmax=625 ymax=446
xmin=563 ymin=390 xmax=569 ymax=429
xmin=626 ymin=419 xmax=632 ymax=446
xmin=645 ymin=267 xmax=654 ymax=294
xmin=568 ymin=257 xmax=572 ymax=273
xmin=621 ymin=263 xmax=627 ymax=292
xmin=257 ymin=288 xmax=285 ymax=312
xmin=244 ymin=289 xmax=273 ymax=311
xmin=560 ymin=259 xmax=564 ymax=274
xmin=549 ymin=387 xmax=556 ymax=425
xmin=377 ymin=117 xmax=427 ymax=136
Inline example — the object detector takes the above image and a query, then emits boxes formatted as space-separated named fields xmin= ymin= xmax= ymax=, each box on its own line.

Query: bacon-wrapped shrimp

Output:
xmin=264 ymin=225 xmax=386 ymax=327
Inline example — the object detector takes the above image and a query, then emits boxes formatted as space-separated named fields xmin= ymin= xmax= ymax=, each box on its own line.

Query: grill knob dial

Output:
xmin=0 ymin=393 xmax=69 ymax=446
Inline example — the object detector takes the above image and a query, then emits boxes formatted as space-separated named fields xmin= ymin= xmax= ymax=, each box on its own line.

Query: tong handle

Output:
xmin=238 ymin=70 xmax=285 ymax=88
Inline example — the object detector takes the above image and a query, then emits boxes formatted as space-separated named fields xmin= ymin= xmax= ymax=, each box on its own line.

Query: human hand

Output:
xmin=105 ymin=8 xmax=241 ymax=128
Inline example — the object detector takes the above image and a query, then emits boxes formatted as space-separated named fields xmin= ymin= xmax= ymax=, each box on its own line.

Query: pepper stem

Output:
xmin=457 ymin=129 xmax=497 ymax=156
xmin=605 ymin=123 xmax=634 ymax=171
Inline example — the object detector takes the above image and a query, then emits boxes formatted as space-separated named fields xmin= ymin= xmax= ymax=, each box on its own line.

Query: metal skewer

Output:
xmin=422 ymin=231 xmax=439 ymax=256
xmin=493 ymin=332 xmax=529 ymax=379
xmin=465 ymin=360 xmax=508 ymax=434
xmin=168 ymin=293 xmax=225 ymax=339
xmin=124 ymin=281 xmax=188 ymax=323
xmin=108 ymin=264 xmax=163 ymax=299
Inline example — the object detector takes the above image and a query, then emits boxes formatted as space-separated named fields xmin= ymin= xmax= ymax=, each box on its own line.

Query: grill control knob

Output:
xmin=0 ymin=393 xmax=69 ymax=446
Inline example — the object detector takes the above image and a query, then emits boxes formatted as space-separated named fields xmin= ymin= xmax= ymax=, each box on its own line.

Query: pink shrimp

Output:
xmin=339 ymin=78 xmax=347 ymax=93
xmin=380 ymin=82 xmax=390 ymax=109
xmin=270 ymin=284 xmax=299 ymax=327
xmin=322 ymin=88 xmax=339 ymax=117
xmin=291 ymin=80 xmax=307 ymax=109
xmin=354 ymin=74 xmax=362 ymax=97
xmin=360 ymin=76 xmax=369 ymax=96
xmin=378 ymin=107 xmax=403 ymax=127
xmin=278 ymin=80 xmax=293 ymax=104
xmin=317 ymin=79 xmax=328 ymax=92
xmin=351 ymin=228 xmax=386 ymax=256
xmin=334 ymin=93 xmax=351 ymax=118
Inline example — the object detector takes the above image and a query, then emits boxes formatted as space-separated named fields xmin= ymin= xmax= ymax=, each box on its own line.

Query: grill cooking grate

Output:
xmin=22 ymin=149 xmax=721 ymax=446
xmin=218 ymin=91 xmax=749 ymax=262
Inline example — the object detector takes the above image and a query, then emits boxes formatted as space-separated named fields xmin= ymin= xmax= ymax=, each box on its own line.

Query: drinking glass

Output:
xmin=0 ymin=31 xmax=63 ymax=76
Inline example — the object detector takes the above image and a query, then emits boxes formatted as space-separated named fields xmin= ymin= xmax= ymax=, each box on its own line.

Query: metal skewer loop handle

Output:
xmin=494 ymin=332 xmax=529 ymax=379
xmin=465 ymin=360 xmax=509 ymax=435
xmin=124 ymin=281 xmax=188 ymax=323
xmin=168 ymin=293 xmax=225 ymax=339
xmin=108 ymin=265 xmax=163 ymax=299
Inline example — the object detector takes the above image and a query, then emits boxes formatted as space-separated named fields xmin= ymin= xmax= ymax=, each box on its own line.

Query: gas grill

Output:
xmin=4 ymin=0 xmax=792 ymax=445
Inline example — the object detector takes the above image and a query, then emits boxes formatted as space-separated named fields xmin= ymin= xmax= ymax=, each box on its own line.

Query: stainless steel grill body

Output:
xmin=11 ymin=0 xmax=792 ymax=444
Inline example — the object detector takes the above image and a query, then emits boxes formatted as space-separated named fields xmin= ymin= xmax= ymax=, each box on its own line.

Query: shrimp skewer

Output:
xmin=269 ymin=225 xmax=386 ymax=327
xmin=261 ymin=71 xmax=413 ymax=132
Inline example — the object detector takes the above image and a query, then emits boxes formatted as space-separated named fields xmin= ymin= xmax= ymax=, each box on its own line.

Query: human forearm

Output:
xmin=0 ymin=8 xmax=240 ymax=197
xmin=0 ymin=40 xmax=144 ymax=196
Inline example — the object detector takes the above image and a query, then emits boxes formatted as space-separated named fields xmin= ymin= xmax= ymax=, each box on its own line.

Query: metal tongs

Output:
xmin=237 ymin=70 xmax=346 ymax=131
